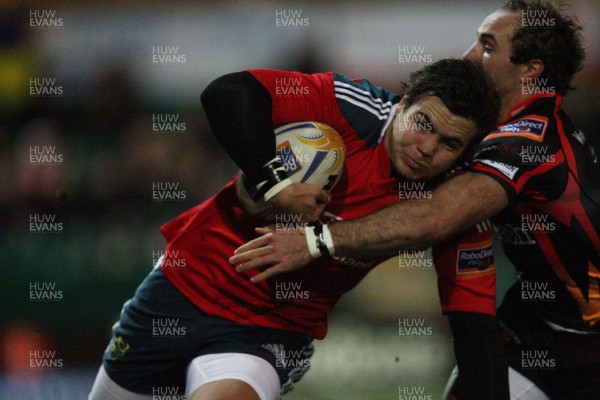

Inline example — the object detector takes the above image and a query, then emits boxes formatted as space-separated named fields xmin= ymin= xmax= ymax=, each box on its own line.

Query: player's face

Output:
xmin=463 ymin=9 xmax=523 ymax=102
xmin=386 ymin=95 xmax=476 ymax=181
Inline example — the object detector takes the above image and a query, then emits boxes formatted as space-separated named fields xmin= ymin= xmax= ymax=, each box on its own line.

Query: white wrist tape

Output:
xmin=321 ymin=224 xmax=336 ymax=256
xmin=263 ymin=178 xmax=293 ymax=202
xmin=304 ymin=226 xmax=321 ymax=259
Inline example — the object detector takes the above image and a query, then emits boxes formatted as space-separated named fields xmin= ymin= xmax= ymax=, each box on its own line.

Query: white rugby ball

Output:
xmin=236 ymin=121 xmax=346 ymax=215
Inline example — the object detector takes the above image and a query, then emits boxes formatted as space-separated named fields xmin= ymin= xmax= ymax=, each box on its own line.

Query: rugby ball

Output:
xmin=237 ymin=121 xmax=345 ymax=215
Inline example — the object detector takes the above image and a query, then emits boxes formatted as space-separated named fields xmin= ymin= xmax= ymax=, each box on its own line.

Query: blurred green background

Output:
xmin=1 ymin=1 xmax=598 ymax=399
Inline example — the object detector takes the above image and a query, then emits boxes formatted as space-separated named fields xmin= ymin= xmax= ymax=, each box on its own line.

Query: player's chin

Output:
xmin=398 ymin=162 xmax=429 ymax=181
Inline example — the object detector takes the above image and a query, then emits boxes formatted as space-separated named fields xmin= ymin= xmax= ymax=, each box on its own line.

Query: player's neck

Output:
xmin=499 ymin=91 xmax=530 ymax=123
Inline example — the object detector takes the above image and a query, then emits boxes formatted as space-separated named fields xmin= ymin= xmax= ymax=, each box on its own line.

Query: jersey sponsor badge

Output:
xmin=456 ymin=240 xmax=495 ymax=280
xmin=486 ymin=115 xmax=549 ymax=142
xmin=474 ymin=158 xmax=519 ymax=180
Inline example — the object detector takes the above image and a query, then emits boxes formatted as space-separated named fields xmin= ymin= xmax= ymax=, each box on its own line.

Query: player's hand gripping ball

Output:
xmin=237 ymin=121 xmax=346 ymax=215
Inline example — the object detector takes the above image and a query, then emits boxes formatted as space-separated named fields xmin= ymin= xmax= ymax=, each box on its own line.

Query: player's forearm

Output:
xmin=330 ymin=200 xmax=443 ymax=258
xmin=329 ymin=173 xmax=507 ymax=258
xmin=448 ymin=312 xmax=509 ymax=399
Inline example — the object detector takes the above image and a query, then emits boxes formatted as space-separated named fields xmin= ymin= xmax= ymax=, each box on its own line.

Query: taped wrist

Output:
xmin=244 ymin=156 xmax=293 ymax=202
xmin=304 ymin=223 xmax=335 ymax=259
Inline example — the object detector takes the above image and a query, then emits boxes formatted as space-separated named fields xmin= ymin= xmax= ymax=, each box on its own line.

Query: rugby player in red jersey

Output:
xmin=234 ymin=1 xmax=596 ymax=398
xmin=88 ymin=59 xmax=500 ymax=400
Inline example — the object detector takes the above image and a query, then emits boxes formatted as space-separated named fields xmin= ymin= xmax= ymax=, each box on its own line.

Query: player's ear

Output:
xmin=398 ymin=95 xmax=408 ymax=114
xmin=522 ymin=59 xmax=544 ymax=80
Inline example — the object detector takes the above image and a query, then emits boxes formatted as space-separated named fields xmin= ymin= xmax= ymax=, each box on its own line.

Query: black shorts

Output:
xmin=498 ymin=285 xmax=600 ymax=399
xmin=101 ymin=266 xmax=313 ymax=395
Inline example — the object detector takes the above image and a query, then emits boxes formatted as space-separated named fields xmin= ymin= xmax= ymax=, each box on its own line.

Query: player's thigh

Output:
xmin=186 ymin=353 xmax=280 ymax=400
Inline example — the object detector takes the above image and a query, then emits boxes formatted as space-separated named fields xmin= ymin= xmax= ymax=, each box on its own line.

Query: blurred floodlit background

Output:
xmin=1 ymin=1 xmax=598 ymax=399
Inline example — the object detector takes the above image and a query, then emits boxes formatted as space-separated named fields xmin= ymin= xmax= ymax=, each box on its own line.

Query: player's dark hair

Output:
xmin=403 ymin=58 xmax=501 ymax=145
xmin=501 ymin=0 xmax=585 ymax=95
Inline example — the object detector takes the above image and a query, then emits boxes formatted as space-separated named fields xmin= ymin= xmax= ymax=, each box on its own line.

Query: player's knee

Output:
xmin=188 ymin=379 xmax=261 ymax=400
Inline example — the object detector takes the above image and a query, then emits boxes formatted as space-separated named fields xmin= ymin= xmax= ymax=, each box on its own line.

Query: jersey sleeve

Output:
xmin=201 ymin=71 xmax=276 ymax=182
xmin=248 ymin=69 xmax=345 ymax=131
xmin=432 ymin=221 xmax=496 ymax=316
xmin=466 ymin=114 xmax=564 ymax=202
xmin=332 ymin=73 xmax=400 ymax=147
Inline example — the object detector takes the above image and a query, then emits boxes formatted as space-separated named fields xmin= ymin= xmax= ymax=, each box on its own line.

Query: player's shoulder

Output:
xmin=248 ymin=69 xmax=334 ymax=88
xmin=332 ymin=72 xmax=398 ymax=100
xmin=482 ymin=94 xmax=565 ymax=144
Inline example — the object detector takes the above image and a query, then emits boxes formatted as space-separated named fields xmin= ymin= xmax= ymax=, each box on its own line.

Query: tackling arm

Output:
xmin=231 ymin=171 xmax=508 ymax=282
xmin=332 ymin=172 xmax=509 ymax=258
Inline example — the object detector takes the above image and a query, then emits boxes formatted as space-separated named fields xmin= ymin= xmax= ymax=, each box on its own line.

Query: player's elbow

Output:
xmin=200 ymin=74 xmax=230 ymax=111
xmin=201 ymin=71 xmax=255 ymax=108
xmin=201 ymin=72 xmax=248 ymax=142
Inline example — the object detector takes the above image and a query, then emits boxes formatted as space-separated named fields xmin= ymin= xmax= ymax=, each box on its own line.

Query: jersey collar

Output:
xmin=501 ymin=93 xmax=563 ymax=124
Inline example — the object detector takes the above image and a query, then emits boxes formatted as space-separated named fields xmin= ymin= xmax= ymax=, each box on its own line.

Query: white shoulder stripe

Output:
xmin=475 ymin=220 xmax=493 ymax=232
xmin=334 ymin=87 xmax=393 ymax=118
xmin=335 ymin=94 xmax=388 ymax=120
xmin=334 ymin=81 xmax=394 ymax=112
xmin=333 ymin=81 xmax=392 ymax=109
